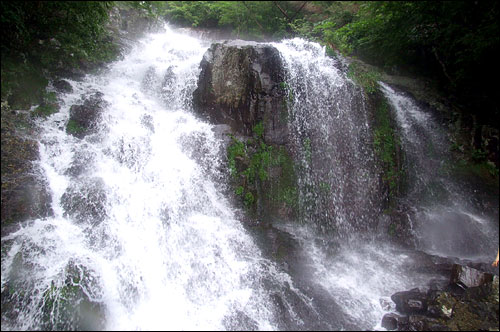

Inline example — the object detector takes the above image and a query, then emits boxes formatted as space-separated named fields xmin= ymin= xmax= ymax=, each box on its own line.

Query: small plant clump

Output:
xmin=226 ymin=121 xmax=298 ymax=216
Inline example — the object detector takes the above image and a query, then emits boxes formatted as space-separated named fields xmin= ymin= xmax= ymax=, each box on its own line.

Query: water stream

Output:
xmin=1 ymin=25 xmax=497 ymax=331
xmin=380 ymin=82 xmax=498 ymax=261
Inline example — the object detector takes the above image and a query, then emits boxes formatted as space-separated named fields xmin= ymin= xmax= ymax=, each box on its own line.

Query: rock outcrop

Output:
xmin=66 ymin=92 xmax=109 ymax=139
xmin=193 ymin=41 xmax=298 ymax=223
xmin=381 ymin=264 xmax=499 ymax=331
xmin=193 ymin=41 xmax=289 ymax=143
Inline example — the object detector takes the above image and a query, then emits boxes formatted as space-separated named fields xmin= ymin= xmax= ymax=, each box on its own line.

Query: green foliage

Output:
xmin=1 ymin=1 xmax=119 ymax=113
xmin=347 ymin=62 xmax=380 ymax=95
xmin=226 ymin=122 xmax=298 ymax=213
xmin=118 ymin=1 xmax=169 ymax=19
xmin=227 ymin=135 xmax=246 ymax=177
xmin=32 ymin=91 xmax=59 ymax=118
xmin=1 ymin=2 xmax=113 ymax=54
xmin=163 ymin=1 xmax=304 ymax=39
xmin=324 ymin=1 xmax=499 ymax=121
xmin=244 ymin=192 xmax=255 ymax=207
xmin=253 ymin=121 xmax=264 ymax=138
xmin=66 ymin=119 xmax=85 ymax=136
xmin=235 ymin=186 xmax=244 ymax=196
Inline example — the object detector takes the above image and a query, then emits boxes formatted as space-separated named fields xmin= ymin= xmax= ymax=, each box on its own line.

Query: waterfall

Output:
xmin=3 ymin=25 xmax=495 ymax=331
xmin=1 ymin=26 xmax=299 ymax=331
xmin=379 ymin=82 xmax=499 ymax=260
xmin=271 ymin=39 xmax=382 ymax=237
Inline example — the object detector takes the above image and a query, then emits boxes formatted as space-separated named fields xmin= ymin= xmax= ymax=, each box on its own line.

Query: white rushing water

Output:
xmin=379 ymin=82 xmax=498 ymax=261
xmin=4 ymin=26 xmax=487 ymax=331
xmin=1 ymin=26 xmax=288 ymax=331
xmin=271 ymin=38 xmax=380 ymax=236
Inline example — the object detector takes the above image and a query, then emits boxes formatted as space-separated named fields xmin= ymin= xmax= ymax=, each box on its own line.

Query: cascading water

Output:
xmin=0 ymin=26 xmax=303 ymax=331
xmin=379 ymin=82 xmax=499 ymax=261
xmin=271 ymin=39 xmax=381 ymax=237
xmin=3 ymin=25 xmax=494 ymax=332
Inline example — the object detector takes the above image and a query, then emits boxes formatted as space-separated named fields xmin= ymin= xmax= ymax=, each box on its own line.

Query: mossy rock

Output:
xmin=41 ymin=260 xmax=105 ymax=331
xmin=226 ymin=123 xmax=299 ymax=222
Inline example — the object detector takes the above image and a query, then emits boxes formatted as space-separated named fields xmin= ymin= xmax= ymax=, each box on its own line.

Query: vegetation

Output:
xmin=227 ymin=122 xmax=298 ymax=215
xmin=314 ymin=1 xmax=499 ymax=125
xmin=162 ymin=1 xmax=304 ymax=39
xmin=1 ymin=1 xmax=118 ymax=111
xmin=373 ymin=95 xmax=405 ymax=207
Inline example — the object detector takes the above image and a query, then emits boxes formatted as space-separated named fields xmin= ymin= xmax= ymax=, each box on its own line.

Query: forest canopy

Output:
xmin=1 ymin=1 xmax=499 ymax=119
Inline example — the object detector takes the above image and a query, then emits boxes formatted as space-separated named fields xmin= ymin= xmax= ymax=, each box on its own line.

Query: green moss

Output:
xmin=451 ymin=159 xmax=499 ymax=186
xmin=226 ymin=123 xmax=298 ymax=217
xmin=388 ymin=223 xmax=396 ymax=236
xmin=33 ymin=102 xmax=59 ymax=118
xmin=66 ymin=119 xmax=86 ymax=136
xmin=303 ymin=137 xmax=312 ymax=164
xmin=347 ymin=62 xmax=380 ymax=95
xmin=373 ymin=95 xmax=405 ymax=207
xmin=253 ymin=121 xmax=264 ymax=138
xmin=1 ymin=54 xmax=49 ymax=110
xmin=235 ymin=186 xmax=244 ymax=196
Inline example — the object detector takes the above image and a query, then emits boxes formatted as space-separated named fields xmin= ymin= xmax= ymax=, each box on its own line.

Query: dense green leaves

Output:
xmin=163 ymin=1 xmax=304 ymax=39
xmin=324 ymin=1 xmax=499 ymax=120
xmin=1 ymin=1 xmax=117 ymax=108
xmin=1 ymin=1 xmax=113 ymax=53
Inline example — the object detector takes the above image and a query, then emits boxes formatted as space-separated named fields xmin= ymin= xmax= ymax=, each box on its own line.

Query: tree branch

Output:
xmin=432 ymin=46 xmax=454 ymax=86
xmin=290 ymin=1 xmax=308 ymax=22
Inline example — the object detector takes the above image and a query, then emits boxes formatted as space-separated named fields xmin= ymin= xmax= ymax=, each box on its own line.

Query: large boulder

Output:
xmin=391 ymin=288 xmax=428 ymax=315
xmin=60 ymin=177 xmax=108 ymax=226
xmin=193 ymin=41 xmax=289 ymax=144
xmin=450 ymin=264 xmax=494 ymax=289
xmin=384 ymin=263 xmax=499 ymax=331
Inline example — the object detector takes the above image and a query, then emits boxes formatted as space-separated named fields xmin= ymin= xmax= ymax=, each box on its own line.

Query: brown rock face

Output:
xmin=193 ymin=41 xmax=289 ymax=145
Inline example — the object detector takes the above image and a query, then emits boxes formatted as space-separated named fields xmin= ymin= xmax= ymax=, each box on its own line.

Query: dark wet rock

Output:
xmin=141 ymin=114 xmax=155 ymax=133
xmin=160 ymin=66 xmax=176 ymax=103
xmin=53 ymin=79 xmax=73 ymax=93
xmin=428 ymin=277 xmax=450 ymax=291
xmin=193 ymin=42 xmax=299 ymax=223
xmin=380 ymin=296 xmax=396 ymax=312
xmin=450 ymin=264 xmax=494 ymax=288
xmin=381 ymin=313 xmax=401 ymax=330
xmin=66 ymin=92 xmax=108 ymax=138
xmin=391 ymin=288 xmax=428 ymax=314
xmin=222 ymin=310 xmax=259 ymax=331
xmin=384 ymin=264 xmax=499 ymax=331
xmin=141 ymin=66 xmax=160 ymax=94
xmin=193 ymin=41 xmax=289 ymax=144
xmin=65 ymin=145 xmax=97 ymax=177
xmin=60 ymin=177 xmax=107 ymax=225
xmin=1 ymin=103 xmax=53 ymax=235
